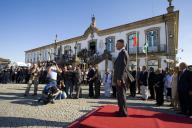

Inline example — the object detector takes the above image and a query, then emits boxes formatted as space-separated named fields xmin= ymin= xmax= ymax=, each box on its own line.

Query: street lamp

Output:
xmin=69 ymin=47 xmax=72 ymax=59
xmin=74 ymin=42 xmax=77 ymax=57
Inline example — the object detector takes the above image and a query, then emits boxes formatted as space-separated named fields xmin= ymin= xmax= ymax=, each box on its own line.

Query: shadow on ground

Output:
xmin=87 ymin=99 xmax=179 ymax=115
xmin=0 ymin=117 xmax=69 ymax=127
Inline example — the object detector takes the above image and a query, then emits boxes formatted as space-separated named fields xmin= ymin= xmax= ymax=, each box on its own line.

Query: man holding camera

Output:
xmin=46 ymin=61 xmax=62 ymax=87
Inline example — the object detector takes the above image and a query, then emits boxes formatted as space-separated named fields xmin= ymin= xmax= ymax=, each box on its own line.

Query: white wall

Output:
xmin=26 ymin=22 xmax=167 ymax=69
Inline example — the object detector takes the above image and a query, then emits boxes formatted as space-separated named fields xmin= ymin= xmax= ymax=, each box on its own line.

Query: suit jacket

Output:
xmin=154 ymin=73 xmax=164 ymax=89
xmin=87 ymin=68 xmax=95 ymax=81
xmin=178 ymin=69 xmax=192 ymax=93
xmin=140 ymin=71 xmax=148 ymax=86
xmin=148 ymin=71 xmax=156 ymax=86
xmin=114 ymin=49 xmax=129 ymax=84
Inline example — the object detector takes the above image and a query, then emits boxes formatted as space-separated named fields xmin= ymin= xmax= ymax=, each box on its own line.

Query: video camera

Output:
xmin=46 ymin=61 xmax=57 ymax=67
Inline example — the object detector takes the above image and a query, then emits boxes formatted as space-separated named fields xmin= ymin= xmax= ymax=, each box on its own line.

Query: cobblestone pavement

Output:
xmin=0 ymin=84 xmax=179 ymax=128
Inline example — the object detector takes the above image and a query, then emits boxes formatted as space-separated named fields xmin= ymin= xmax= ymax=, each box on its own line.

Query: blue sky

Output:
xmin=0 ymin=0 xmax=191 ymax=64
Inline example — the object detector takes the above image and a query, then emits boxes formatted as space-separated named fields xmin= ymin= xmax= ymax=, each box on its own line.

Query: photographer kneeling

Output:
xmin=38 ymin=61 xmax=62 ymax=104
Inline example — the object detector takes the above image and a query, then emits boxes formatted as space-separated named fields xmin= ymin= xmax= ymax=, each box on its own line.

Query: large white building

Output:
xmin=25 ymin=3 xmax=179 ymax=76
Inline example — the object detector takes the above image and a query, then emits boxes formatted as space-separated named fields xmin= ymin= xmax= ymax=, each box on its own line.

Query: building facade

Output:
xmin=25 ymin=4 xmax=179 ymax=76
xmin=0 ymin=57 xmax=10 ymax=69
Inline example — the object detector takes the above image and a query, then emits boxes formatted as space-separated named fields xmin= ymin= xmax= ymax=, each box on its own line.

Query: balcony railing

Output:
xmin=87 ymin=51 xmax=112 ymax=65
xmin=128 ymin=44 xmax=167 ymax=54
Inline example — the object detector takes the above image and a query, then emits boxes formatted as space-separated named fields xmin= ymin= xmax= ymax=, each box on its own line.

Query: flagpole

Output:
xmin=136 ymin=44 xmax=137 ymax=73
xmin=135 ymin=32 xmax=138 ymax=89
xmin=145 ymin=37 xmax=148 ymax=87
xmin=146 ymin=48 xmax=148 ymax=69
xmin=136 ymin=32 xmax=138 ymax=80
xmin=136 ymin=37 xmax=138 ymax=89
xmin=145 ymin=37 xmax=148 ymax=69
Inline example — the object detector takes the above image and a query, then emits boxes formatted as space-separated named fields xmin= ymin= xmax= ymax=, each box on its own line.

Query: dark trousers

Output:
xmin=178 ymin=90 xmax=190 ymax=114
xmin=89 ymin=80 xmax=94 ymax=97
xmin=116 ymin=84 xmax=128 ymax=115
xmin=149 ymin=84 xmax=155 ymax=99
xmin=155 ymin=86 xmax=164 ymax=105
xmin=130 ymin=81 xmax=136 ymax=97
xmin=112 ymin=86 xmax=116 ymax=98
xmin=166 ymin=88 xmax=172 ymax=98
xmin=94 ymin=80 xmax=100 ymax=98
xmin=65 ymin=80 xmax=73 ymax=98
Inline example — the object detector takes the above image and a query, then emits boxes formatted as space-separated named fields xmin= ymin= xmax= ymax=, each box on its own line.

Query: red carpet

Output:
xmin=68 ymin=105 xmax=192 ymax=128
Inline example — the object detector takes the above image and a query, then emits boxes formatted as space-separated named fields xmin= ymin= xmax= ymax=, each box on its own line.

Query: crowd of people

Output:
xmin=0 ymin=64 xmax=47 ymax=84
xmin=0 ymin=60 xmax=191 ymax=118
xmin=128 ymin=62 xmax=192 ymax=118
xmin=83 ymin=62 xmax=192 ymax=118
xmin=0 ymin=67 xmax=30 ymax=84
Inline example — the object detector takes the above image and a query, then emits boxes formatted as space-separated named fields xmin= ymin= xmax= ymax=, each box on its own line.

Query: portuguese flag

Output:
xmin=133 ymin=33 xmax=138 ymax=47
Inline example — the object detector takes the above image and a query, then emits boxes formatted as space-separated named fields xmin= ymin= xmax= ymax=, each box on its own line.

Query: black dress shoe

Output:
xmin=116 ymin=113 xmax=128 ymax=117
xmin=115 ymin=111 xmax=128 ymax=117
xmin=114 ymin=111 xmax=121 ymax=115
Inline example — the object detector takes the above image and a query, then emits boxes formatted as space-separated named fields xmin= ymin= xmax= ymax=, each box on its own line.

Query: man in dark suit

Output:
xmin=114 ymin=39 xmax=129 ymax=117
xmin=87 ymin=65 xmax=95 ymax=98
xmin=178 ymin=62 xmax=192 ymax=117
xmin=148 ymin=67 xmax=156 ymax=99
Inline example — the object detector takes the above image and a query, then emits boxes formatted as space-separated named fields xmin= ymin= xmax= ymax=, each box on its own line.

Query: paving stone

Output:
xmin=0 ymin=84 xmax=179 ymax=127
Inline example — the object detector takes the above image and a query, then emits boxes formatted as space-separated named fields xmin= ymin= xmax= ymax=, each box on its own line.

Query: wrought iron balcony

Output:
xmin=87 ymin=51 xmax=112 ymax=65
xmin=128 ymin=44 xmax=167 ymax=54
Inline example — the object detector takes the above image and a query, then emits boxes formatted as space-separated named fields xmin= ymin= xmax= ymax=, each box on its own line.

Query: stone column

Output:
xmin=165 ymin=11 xmax=179 ymax=68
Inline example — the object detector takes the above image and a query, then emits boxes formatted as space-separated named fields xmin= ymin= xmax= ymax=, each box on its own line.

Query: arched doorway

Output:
xmin=88 ymin=39 xmax=97 ymax=55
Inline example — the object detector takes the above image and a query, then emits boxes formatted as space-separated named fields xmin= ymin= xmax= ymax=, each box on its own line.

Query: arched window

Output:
xmin=145 ymin=27 xmax=160 ymax=52
xmin=88 ymin=39 xmax=97 ymax=54
xmin=76 ymin=43 xmax=81 ymax=53
xmin=64 ymin=45 xmax=72 ymax=55
xmin=34 ymin=52 xmax=37 ymax=62
xmin=105 ymin=36 xmax=115 ymax=52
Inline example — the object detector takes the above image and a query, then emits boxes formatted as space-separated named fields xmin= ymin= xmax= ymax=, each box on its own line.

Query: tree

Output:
xmin=77 ymin=48 xmax=88 ymax=63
